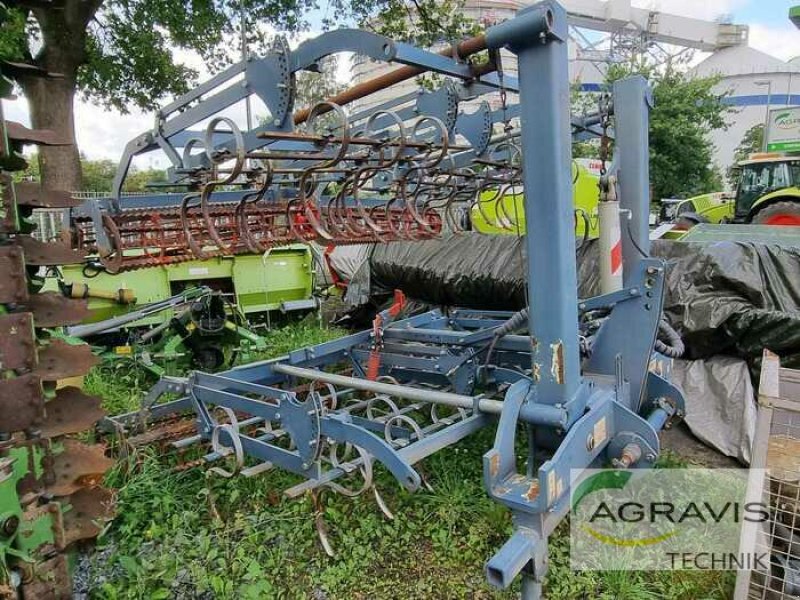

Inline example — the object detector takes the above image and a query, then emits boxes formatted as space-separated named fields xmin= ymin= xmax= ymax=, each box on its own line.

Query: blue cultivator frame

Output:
xmin=122 ymin=2 xmax=685 ymax=597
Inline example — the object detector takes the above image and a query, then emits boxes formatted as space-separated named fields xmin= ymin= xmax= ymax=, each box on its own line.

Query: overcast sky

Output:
xmin=3 ymin=0 xmax=800 ymax=166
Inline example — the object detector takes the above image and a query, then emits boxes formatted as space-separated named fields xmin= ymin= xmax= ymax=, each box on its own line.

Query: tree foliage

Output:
xmin=15 ymin=153 xmax=165 ymax=192
xmin=364 ymin=0 xmax=480 ymax=47
xmin=0 ymin=0 xmax=480 ymax=114
xmin=294 ymin=56 xmax=346 ymax=112
xmin=728 ymin=124 xmax=764 ymax=185
xmin=0 ymin=0 xmax=478 ymax=187
xmin=606 ymin=63 xmax=730 ymax=200
xmin=0 ymin=0 xmax=320 ymax=113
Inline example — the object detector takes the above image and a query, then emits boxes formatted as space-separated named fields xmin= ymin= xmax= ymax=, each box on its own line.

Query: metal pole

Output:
xmin=755 ymin=79 xmax=772 ymax=152
xmin=614 ymin=76 xmax=651 ymax=283
xmin=763 ymin=82 xmax=772 ymax=152
xmin=269 ymin=363 xmax=566 ymax=426
xmin=272 ymin=363 xmax=501 ymax=411
xmin=240 ymin=1 xmax=253 ymax=147
xmin=487 ymin=1 xmax=578 ymax=405
xmin=521 ymin=576 xmax=542 ymax=600
xmin=292 ymin=34 xmax=490 ymax=125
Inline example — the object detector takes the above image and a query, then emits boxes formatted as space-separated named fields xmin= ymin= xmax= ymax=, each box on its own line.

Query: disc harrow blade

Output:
xmin=0 ymin=174 xmax=17 ymax=233
xmin=16 ymin=235 xmax=86 ymax=266
xmin=0 ymin=244 xmax=29 ymax=304
xmin=4 ymin=120 xmax=67 ymax=146
xmin=25 ymin=292 xmax=90 ymax=327
xmin=40 ymin=387 xmax=106 ymax=438
xmin=61 ymin=486 xmax=114 ymax=546
xmin=17 ymin=554 xmax=71 ymax=600
xmin=13 ymin=182 xmax=82 ymax=209
xmin=0 ymin=311 xmax=36 ymax=371
xmin=34 ymin=338 xmax=99 ymax=381
xmin=46 ymin=439 xmax=114 ymax=497
xmin=0 ymin=373 xmax=45 ymax=433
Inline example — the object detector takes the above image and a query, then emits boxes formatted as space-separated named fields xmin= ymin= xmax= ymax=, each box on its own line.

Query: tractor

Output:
xmin=666 ymin=153 xmax=800 ymax=228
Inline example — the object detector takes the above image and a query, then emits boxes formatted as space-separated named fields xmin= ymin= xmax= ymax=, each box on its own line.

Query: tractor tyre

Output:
xmin=751 ymin=201 xmax=800 ymax=226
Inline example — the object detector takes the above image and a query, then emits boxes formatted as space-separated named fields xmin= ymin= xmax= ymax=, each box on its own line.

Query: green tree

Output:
xmin=606 ymin=63 xmax=730 ymax=200
xmin=365 ymin=0 xmax=479 ymax=47
xmin=80 ymin=158 xmax=117 ymax=192
xmin=728 ymin=124 xmax=764 ymax=185
xmin=293 ymin=56 xmax=346 ymax=112
xmin=12 ymin=152 xmax=165 ymax=192
xmin=0 ymin=0 xmax=476 ymax=192
xmin=0 ymin=0 xmax=320 ymax=191
xmin=123 ymin=168 xmax=167 ymax=192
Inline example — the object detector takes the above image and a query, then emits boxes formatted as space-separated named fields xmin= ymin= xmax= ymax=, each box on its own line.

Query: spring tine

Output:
xmin=236 ymin=163 xmax=273 ymax=254
xmin=180 ymin=192 xmax=209 ymax=259
xmin=372 ymin=485 xmax=395 ymax=521
xmin=312 ymin=490 xmax=335 ymax=557
xmin=190 ymin=117 xmax=247 ymax=256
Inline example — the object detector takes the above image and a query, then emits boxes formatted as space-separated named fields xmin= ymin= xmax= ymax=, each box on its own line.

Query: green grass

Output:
xmin=84 ymin=321 xmax=347 ymax=415
xmin=83 ymin=322 xmax=735 ymax=600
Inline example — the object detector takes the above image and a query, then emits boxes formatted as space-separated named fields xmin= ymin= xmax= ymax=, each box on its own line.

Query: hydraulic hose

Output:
xmin=484 ymin=309 xmax=684 ymax=367
xmin=484 ymin=307 xmax=529 ymax=368
xmin=654 ymin=318 xmax=685 ymax=359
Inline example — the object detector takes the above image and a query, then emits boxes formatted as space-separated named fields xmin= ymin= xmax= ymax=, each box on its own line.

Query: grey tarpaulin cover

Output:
xmin=363 ymin=233 xmax=800 ymax=369
xmin=365 ymin=234 xmax=528 ymax=310
xmin=671 ymin=356 xmax=757 ymax=464
xmin=328 ymin=244 xmax=371 ymax=281
xmin=652 ymin=240 xmax=800 ymax=371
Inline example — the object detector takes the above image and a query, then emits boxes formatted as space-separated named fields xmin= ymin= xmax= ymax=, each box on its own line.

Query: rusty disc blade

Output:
xmin=0 ymin=312 xmax=36 ymax=371
xmin=5 ymin=121 xmax=67 ymax=146
xmin=1 ymin=60 xmax=58 ymax=79
xmin=26 ymin=292 xmax=90 ymax=327
xmin=0 ymin=373 xmax=44 ymax=433
xmin=16 ymin=235 xmax=85 ymax=266
xmin=18 ymin=553 xmax=72 ymax=600
xmin=62 ymin=486 xmax=114 ymax=546
xmin=0 ymin=174 xmax=18 ymax=233
xmin=40 ymin=387 xmax=106 ymax=438
xmin=0 ymin=244 xmax=29 ymax=304
xmin=34 ymin=338 xmax=99 ymax=381
xmin=14 ymin=181 xmax=82 ymax=209
xmin=47 ymin=440 xmax=114 ymax=497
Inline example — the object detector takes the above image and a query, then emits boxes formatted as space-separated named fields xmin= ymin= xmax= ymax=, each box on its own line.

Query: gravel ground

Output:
xmin=72 ymin=544 xmax=119 ymax=599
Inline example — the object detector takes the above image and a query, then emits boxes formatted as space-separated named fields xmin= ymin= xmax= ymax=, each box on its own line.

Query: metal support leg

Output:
xmin=488 ymin=0 xmax=577 ymax=406
xmin=521 ymin=576 xmax=542 ymax=600
xmin=614 ymin=75 xmax=652 ymax=285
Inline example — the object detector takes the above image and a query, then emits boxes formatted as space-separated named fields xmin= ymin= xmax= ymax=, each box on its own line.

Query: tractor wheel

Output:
xmin=193 ymin=346 xmax=226 ymax=371
xmin=752 ymin=201 xmax=800 ymax=226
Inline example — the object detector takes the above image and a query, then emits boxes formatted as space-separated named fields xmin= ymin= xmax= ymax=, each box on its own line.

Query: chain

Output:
xmin=494 ymin=50 xmax=512 ymax=138
xmin=598 ymin=92 xmax=612 ymax=177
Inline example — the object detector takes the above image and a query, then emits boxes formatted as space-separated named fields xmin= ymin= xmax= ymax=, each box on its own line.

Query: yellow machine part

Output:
xmin=470 ymin=161 xmax=601 ymax=237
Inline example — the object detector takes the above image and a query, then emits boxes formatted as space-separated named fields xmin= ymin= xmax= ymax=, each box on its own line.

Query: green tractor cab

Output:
xmin=667 ymin=153 xmax=800 ymax=228
xmin=733 ymin=154 xmax=800 ymax=225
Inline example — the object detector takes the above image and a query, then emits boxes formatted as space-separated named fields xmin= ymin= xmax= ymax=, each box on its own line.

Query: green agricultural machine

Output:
xmin=0 ymin=62 xmax=112 ymax=598
xmin=41 ymin=243 xmax=315 ymax=374
xmin=664 ymin=7 xmax=800 ymax=230
xmin=53 ymin=245 xmax=315 ymax=326
xmin=470 ymin=158 xmax=602 ymax=236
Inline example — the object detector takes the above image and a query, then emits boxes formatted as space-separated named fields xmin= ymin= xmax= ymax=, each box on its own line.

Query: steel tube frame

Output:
xmin=488 ymin=1 xmax=579 ymax=406
xmin=614 ymin=76 xmax=652 ymax=284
